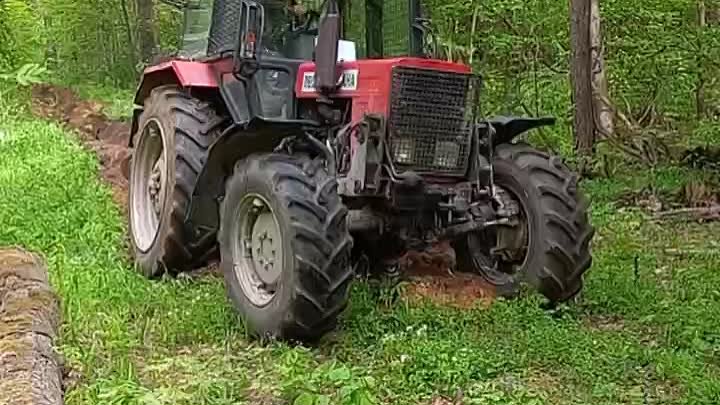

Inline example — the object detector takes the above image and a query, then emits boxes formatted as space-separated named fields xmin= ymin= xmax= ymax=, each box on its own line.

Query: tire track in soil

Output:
xmin=30 ymin=84 xmax=132 ymax=214
xmin=28 ymin=84 xmax=496 ymax=308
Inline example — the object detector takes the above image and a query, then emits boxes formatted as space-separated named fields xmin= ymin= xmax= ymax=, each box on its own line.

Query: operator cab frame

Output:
xmin=161 ymin=0 xmax=429 ymax=124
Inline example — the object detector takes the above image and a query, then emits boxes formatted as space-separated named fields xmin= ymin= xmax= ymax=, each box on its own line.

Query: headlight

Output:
xmin=434 ymin=141 xmax=460 ymax=168
xmin=392 ymin=137 xmax=415 ymax=164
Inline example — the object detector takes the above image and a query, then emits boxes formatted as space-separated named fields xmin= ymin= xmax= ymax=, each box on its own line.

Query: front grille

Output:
xmin=388 ymin=66 xmax=475 ymax=176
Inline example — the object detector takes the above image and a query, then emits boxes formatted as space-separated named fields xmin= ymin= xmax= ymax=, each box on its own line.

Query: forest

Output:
xmin=1 ymin=0 xmax=719 ymax=404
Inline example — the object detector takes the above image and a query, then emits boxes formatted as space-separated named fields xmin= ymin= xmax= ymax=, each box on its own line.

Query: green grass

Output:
xmin=1 ymin=87 xmax=719 ymax=405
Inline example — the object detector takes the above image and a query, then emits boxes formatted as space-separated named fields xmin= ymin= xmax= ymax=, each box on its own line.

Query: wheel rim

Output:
xmin=231 ymin=193 xmax=284 ymax=307
xmin=130 ymin=119 xmax=168 ymax=253
xmin=466 ymin=185 xmax=530 ymax=285
xmin=492 ymin=185 xmax=531 ymax=273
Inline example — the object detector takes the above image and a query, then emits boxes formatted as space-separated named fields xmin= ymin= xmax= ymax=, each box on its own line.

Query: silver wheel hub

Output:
xmin=149 ymin=156 xmax=165 ymax=216
xmin=250 ymin=211 xmax=282 ymax=285
xmin=232 ymin=195 xmax=284 ymax=307
xmin=493 ymin=185 xmax=530 ymax=271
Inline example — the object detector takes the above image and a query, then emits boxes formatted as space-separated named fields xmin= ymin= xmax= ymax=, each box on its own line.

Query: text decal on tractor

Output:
xmin=128 ymin=0 xmax=595 ymax=343
xmin=301 ymin=69 xmax=359 ymax=92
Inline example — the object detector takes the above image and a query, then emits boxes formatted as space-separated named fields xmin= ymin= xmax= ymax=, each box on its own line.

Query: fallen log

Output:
xmin=0 ymin=248 xmax=63 ymax=405
xmin=654 ymin=205 xmax=720 ymax=221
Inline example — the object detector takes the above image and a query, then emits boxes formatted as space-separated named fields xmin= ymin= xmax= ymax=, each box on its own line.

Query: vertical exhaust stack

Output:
xmin=314 ymin=0 xmax=340 ymax=95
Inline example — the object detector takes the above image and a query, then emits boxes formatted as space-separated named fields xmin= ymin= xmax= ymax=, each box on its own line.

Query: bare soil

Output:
xmin=28 ymin=84 xmax=496 ymax=308
xmin=399 ymin=241 xmax=496 ymax=308
xmin=30 ymin=84 xmax=131 ymax=213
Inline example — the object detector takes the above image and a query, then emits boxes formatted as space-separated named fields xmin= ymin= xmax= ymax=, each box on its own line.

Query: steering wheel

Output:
xmin=290 ymin=8 xmax=321 ymax=36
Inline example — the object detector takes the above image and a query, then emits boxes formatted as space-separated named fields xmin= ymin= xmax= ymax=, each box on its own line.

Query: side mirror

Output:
xmin=234 ymin=0 xmax=264 ymax=77
xmin=314 ymin=0 xmax=340 ymax=94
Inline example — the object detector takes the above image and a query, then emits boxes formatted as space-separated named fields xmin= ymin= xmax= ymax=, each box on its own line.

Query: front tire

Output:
xmin=457 ymin=143 xmax=595 ymax=303
xmin=219 ymin=153 xmax=354 ymax=342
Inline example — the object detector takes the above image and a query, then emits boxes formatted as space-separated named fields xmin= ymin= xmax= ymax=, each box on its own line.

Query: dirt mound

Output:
xmin=404 ymin=275 xmax=496 ymax=309
xmin=399 ymin=241 xmax=496 ymax=308
xmin=0 ymin=248 xmax=63 ymax=405
xmin=30 ymin=84 xmax=131 ymax=212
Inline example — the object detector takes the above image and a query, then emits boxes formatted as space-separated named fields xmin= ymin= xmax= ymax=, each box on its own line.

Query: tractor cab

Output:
xmin=166 ymin=0 xmax=326 ymax=120
xmin=159 ymin=0 xmax=433 ymax=123
xmin=175 ymin=0 xmax=425 ymax=60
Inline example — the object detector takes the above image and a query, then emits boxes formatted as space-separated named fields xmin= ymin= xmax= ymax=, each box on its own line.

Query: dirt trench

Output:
xmin=30 ymin=84 xmax=132 ymax=213
xmin=0 ymin=248 xmax=63 ymax=405
xmin=28 ymin=84 xmax=496 ymax=308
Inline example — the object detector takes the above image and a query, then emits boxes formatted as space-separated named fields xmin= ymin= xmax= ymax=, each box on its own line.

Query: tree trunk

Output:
xmin=0 ymin=248 xmax=63 ymax=405
xmin=570 ymin=0 xmax=595 ymax=161
xmin=590 ymin=0 xmax=614 ymax=138
xmin=120 ymin=0 xmax=137 ymax=64
xmin=136 ymin=0 xmax=157 ymax=64
xmin=696 ymin=0 xmax=706 ymax=119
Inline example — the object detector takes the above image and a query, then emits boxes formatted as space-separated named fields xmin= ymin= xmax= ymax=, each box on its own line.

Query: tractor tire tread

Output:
xmin=222 ymin=154 xmax=353 ymax=342
xmin=496 ymin=142 xmax=594 ymax=303
xmin=134 ymin=85 xmax=226 ymax=275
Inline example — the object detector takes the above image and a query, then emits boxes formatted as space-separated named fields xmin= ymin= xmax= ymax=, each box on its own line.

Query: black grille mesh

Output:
xmin=208 ymin=0 xmax=242 ymax=55
xmin=388 ymin=67 xmax=474 ymax=175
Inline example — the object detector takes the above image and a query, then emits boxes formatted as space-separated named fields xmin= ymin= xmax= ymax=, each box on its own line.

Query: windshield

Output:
xmin=263 ymin=0 xmax=322 ymax=58
xmin=178 ymin=0 xmax=323 ymax=59
xmin=179 ymin=0 xmax=214 ymax=58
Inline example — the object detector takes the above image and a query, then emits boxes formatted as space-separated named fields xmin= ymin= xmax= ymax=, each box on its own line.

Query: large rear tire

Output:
xmin=456 ymin=143 xmax=595 ymax=303
xmin=218 ymin=153 xmax=354 ymax=342
xmin=129 ymin=85 xmax=226 ymax=277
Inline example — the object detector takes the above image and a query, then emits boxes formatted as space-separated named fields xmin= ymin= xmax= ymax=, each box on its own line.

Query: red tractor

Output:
xmin=128 ymin=0 xmax=595 ymax=342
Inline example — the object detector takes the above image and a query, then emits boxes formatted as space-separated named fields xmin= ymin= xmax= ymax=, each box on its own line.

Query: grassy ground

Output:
xmin=1 ymin=85 xmax=719 ymax=405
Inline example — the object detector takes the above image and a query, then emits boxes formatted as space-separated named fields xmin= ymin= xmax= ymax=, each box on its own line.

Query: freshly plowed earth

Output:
xmin=399 ymin=241 xmax=496 ymax=308
xmin=28 ymin=84 xmax=495 ymax=307
xmin=30 ymin=84 xmax=131 ymax=213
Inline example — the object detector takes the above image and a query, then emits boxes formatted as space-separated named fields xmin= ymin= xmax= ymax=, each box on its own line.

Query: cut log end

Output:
xmin=0 ymin=247 xmax=64 ymax=405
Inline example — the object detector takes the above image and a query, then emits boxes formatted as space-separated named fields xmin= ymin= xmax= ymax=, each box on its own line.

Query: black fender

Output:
xmin=477 ymin=116 xmax=556 ymax=146
xmin=186 ymin=117 xmax=319 ymax=237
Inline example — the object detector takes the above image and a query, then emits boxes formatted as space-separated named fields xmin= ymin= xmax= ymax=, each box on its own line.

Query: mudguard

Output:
xmin=134 ymin=60 xmax=220 ymax=105
xmin=186 ymin=117 xmax=319 ymax=235
xmin=478 ymin=116 xmax=556 ymax=146
xmin=130 ymin=60 xmax=227 ymax=146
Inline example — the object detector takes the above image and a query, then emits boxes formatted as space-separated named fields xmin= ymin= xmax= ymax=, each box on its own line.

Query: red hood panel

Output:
xmin=295 ymin=57 xmax=472 ymax=120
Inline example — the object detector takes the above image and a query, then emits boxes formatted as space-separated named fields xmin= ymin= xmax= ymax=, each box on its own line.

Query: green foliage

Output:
xmin=0 ymin=0 xmax=186 ymax=88
xmin=0 ymin=63 xmax=48 ymax=86
xmin=278 ymin=349 xmax=377 ymax=405
xmin=422 ymin=0 xmax=720 ymax=156
xmin=1 ymin=0 xmax=717 ymax=149
xmin=0 ymin=0 xmax=46 ymax=69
